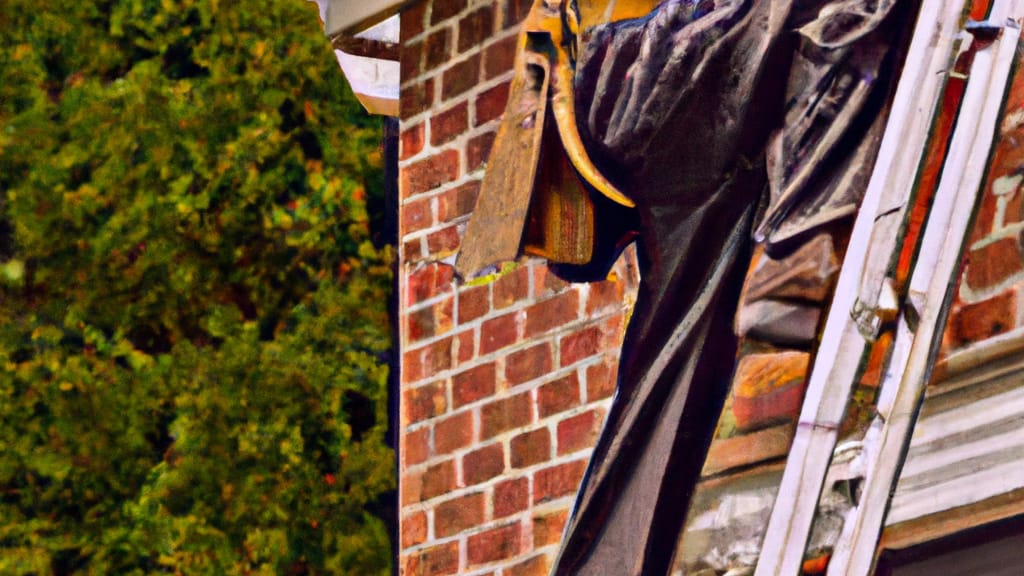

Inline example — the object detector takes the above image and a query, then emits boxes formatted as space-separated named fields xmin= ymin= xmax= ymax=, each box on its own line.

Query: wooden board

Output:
xmin=456 ymin=52 xmax=550 ymax=278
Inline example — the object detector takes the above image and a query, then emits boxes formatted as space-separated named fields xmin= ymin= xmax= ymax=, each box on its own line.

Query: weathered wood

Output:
xmin=736 ymin=300 xmax=821 ymax=345
xmin=754 ymin=0 xmax=968 ymax=571
xmin=520 ymin=126 xmax=596 ymax=265
xmin=743 ymin=235 xmax=838 ymax=303
xmin=457 ymin=0 xmax=637 ymax=279
xmin=455 ymin=48 xmax=551 ymax=278
xmin=828 ymin=13 xmax=1022 ymax=572
xmin=329 ymin=34 xmax=400 ymax=61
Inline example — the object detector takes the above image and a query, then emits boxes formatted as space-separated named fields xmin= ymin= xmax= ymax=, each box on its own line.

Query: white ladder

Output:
xmin=755 ymin=0 xmax=1024 ymax=574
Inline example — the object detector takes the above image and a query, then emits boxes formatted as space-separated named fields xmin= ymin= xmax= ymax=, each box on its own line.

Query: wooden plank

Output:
xmin=330 ymin=35 xmax=400 ymax=61
xmin=826 ymin=7 xmax=1022 ymax=573
xmin=753 ymin=0 xmax=969 ymax=572
xmin=455 ymin=47 xmax=550 ymax=278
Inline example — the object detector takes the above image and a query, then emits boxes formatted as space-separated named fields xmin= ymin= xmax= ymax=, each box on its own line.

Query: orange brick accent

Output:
xmin=397 ymin=2 xmax=638 ymax=574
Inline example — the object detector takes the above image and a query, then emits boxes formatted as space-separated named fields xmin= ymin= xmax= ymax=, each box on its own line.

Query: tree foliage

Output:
xmin=0 ymin=1 xmax=394 ymax=573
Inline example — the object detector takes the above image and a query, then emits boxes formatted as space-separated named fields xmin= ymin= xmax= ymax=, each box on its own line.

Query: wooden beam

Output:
xmin=330 ymin=34 xmax=400 ymax=61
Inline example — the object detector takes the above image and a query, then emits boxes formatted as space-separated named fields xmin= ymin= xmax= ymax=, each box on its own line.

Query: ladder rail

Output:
xmin=755 ymin=0 xmax=969 ymax=572
xmin=826 ymin=8 xmax=1023 ymax=574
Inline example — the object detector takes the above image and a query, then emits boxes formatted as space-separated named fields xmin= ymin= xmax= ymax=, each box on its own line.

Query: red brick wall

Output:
xmin=943 ymin=64 xmax=1024 ymax=351
xmin=397 ymin=2 xmax=640 ymax=574
xmin=394 ymin=2 xmax=1024 ymax=571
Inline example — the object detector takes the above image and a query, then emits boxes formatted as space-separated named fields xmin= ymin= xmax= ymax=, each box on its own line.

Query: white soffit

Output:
xmin=333 ymin=16 xmax=399 ymax=116
xmin=315 ymin=1 xmax=401 ymax=116
xmin=888 ymin=328 xmax=1024 ymax=526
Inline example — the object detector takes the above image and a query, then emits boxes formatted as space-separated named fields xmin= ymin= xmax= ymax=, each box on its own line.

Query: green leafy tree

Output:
xmin=0 ymin=1 xmax=394 ymax=573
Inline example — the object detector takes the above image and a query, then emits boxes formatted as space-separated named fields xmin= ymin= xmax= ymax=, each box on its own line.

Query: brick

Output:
xmin=948 ymin=289 xmax=1017 ymax=346
xmin=442 ymin=54 xmax=481 ymax=101
xmin=533 ymin=508 xmax=569 ymax=547
xmin=481 ymin=392 xmax=532 ymax=438
xmin=400 ymin=1 xmax=427 ymax=40
xmin=586 ymin=277 xmax=626 ymax=314
xmin=493 ymin=476 xmax=529 ymax=518
xmin=505 ymin=342 xmax=552 ymax=386
xmin=601 ymin=314 xmax=624 ymax=344
xmin=401 ymin=122 xmax=425 ymax=160
xmin=524 ymin=291 xmax=580 ymax=338
xmin=407 ymin=296 xmax=454 ymax=342
xmin=403 ymin=337 xmax=453 ymax=384
xmin=458 ymin=7 xmax=494 ymax=53
xmin=475 ymin=81 xmax=510 ymax=126
xmin=510 ymin=427 xmax=551 ymax=468
xmin=505 ymin=554 xmax=551 ymax=576
xmin=402 ymin=468 xmax=423 ymax=507
xmin=437 ymin=181 xmax=480 ymax=224
xmin=493 ymin=264 xmax=531 ymax=309
xmin=731 ymin=351 xmax=810 ymax=432
xmin=431 ymin=101 xmax=469 ymax=147
xmin=401 ymin=76 xmax=434 ymax=120
xmin=537 ymin=372 xmax=581 ymax=418
xmin=401 ymin=196 xmax=432 ymax=235
xmin=404 ymin=380 xmax=447 ymax=424
xmin=967 ymin=193 xmax=999 ymax=246
xmin=458 ymin=284 xmax=490 ymax=323
xmin=403 ymin=541 xmax=459 ymax=576
xmin=502 ymin=0 xmax=532 ymax=29
xmin=463 ymin=442 xmax=505 ymax=485
xmin=964 ymin=237 xmax=1024 ymax=291
xmin=434 ymin=409 xmax=475 ymax=455
xmin=426 ymin=225 xmax=462 ymax=257
xmin=431 ymin=0 xmax=468 ymax=25
xmin=402 ymin=149 xmax=460 ymax=197
xmin=481 ymin=312 xmax=518 ymax=354
xmin=467 ymin=522 xmax=522 ymax=566
xmin=557 ymin=409 xmax=603 ymax=455
xmin=968 ymin=154 xmax=1024 ymax=248
xmin=404 ymin=427 xmax=430 ymax=467
xmin=702 ymin=424 xmax=794 ymax=476
xmin=484 ymin=34 xmax=517 ymax=79
xmin=467 ymin=130 xmax=496 ymax=171
xmin=434 ymin=491 xmax=485 ymax=537
xmin=424 ymin=27 xmax=452 ymax=72
xmin=422 ymin=459 xmax=458 ymax=500
xmin=402 ymin=510 xmax=428 ymax=548
xmin=559 ymin=325 xmax=602 ymax=367
xmin=533 ymin=459 xmax=587 ymax=504
xmin=533 ymin=265 xmax=570 ymax=298
xmin=406 ymin=263 xmax=455 ymax=307
xmin=404 ymin=237 xmax=425 ymax=262
xmin=401 ymin=40 xmax=424 ymax=86
xmin=452 ymin=361 xmax=497 ymax=407
xmin=456 ymin=329 xmax=476 ymax=365
xmin=585 ymin=357 xmax=618 ymax=401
